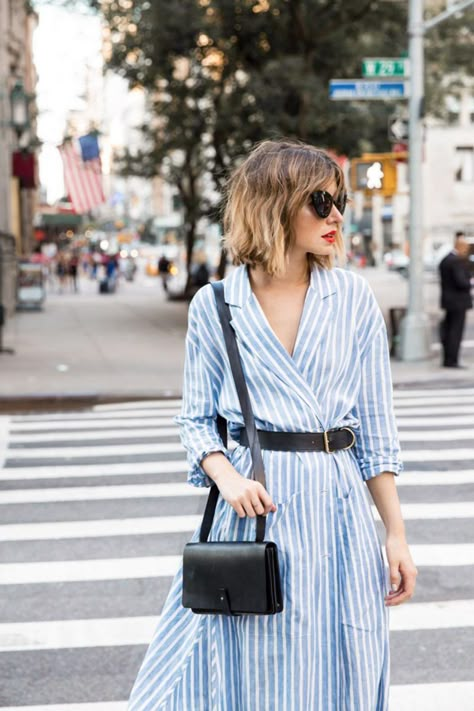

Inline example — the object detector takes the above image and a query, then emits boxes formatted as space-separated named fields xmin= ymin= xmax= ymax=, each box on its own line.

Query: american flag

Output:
xmin=59 ymin=135 xmax=105 ymax=214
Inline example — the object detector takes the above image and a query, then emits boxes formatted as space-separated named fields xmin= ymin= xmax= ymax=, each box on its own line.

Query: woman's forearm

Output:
xmin=365 ymin=472 xmax=406 ymax=538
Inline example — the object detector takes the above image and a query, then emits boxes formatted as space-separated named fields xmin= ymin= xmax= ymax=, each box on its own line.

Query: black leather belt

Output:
xmin=237 ymin=427 xmax=356 ymax=454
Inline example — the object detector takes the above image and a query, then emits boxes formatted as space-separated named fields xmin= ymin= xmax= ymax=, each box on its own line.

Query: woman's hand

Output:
xmin=215 ymin=469 xmax=277 ymax=518
xmin=201 ymin=452 xmax=276 ymax=518
xmin=384 ymin=534 xmax=418 ymax=607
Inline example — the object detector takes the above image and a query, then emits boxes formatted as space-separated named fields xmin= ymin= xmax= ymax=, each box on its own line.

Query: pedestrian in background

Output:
xmin=190 ymin=257 xmax=210 ymax=293
xmin=158 ymin=254 xmax=171 ymax=292
xmin=128 ymin=140 xmax=416 ymax=711
xmin=55 ymin=253 xmax=68 ymax=293
xmin=68 ymin=252 xmax=79 ymax=292
xmin=439 ymin=231 xmax=473 ymax=369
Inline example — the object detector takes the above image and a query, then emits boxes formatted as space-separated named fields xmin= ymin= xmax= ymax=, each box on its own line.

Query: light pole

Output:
xmin=399 ymin=0 xmax=431 ymax=360
xmin=399 ymin=0 xmax=474 ymax=361
xmin=10 ymin=80 xmax=32 ymax=258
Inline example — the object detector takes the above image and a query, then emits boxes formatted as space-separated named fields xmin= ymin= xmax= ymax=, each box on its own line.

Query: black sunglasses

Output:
xmin=310 ymin=190 xmax=347 ymax=218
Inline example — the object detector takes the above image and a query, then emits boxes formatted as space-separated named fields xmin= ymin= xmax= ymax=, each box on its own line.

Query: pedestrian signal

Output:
xmin=366 ymin=162 xmax=384 ymax=189
xmin=350 ymin=152 xmax=404 ymax=198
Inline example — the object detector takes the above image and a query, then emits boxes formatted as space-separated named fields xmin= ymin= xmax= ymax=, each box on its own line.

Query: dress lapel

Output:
xmin=223 ymin=265 xmax=337 ymax=427
xmin=291 ymin=267 xmax=337 ymax=370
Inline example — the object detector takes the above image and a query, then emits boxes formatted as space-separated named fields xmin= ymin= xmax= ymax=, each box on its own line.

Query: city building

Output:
xmin=0 ymin=0 xmax=39 ymax=317
xmin=350 ymin=99 xmax=474 ymax=265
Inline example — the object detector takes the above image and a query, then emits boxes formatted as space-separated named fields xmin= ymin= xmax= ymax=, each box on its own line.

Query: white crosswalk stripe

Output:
xmin=389 ymin=682 xmax=474 ymax=711
xmin=0 ymin=389 xmax=473 ymax=709
xmin=8 ymin=416 xmax=176 ymax=432
xmin=0 ymin=543 xmax=471 ymax=586
xmin=395 ymin=448 xmax=474 ymax=462
xmin=395 ymin=404 xmax=474 ymax=415
xmin=395 ymin=470 xmax=474 ymax=485
xmin=397 ymin=415 xmax=474 ymax=426
xmin=0 ymin=459 xmax=188 ymax=480
xmin=393 ymin=388 xmax=474 ymax=398
xmin=0 ymin=515 xmax=202 ymax=541
xmin=8 ymin=426 xmax=180 ymax=443
xmin=0 ymin=482 xmax=207 ymax=504
xmin=92 ymin=400 xmax=182 ymax=411
xmin=3 ymin=442 xmax=185 ymax=459
xmin=1 ymin=501 xmax=471 ymax=543
xmin=9 ymin=407 xmax=180 ymax=422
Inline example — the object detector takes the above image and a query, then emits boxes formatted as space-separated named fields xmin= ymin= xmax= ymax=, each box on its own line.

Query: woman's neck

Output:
xmin=249 ymin=261 xmax=310 ymax=290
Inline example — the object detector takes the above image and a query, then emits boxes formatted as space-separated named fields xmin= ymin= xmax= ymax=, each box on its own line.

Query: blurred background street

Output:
xmin=1 ymin=0 xmax=474 ymax=709
xmin=0 ymin=263 xmax=473 ymax=405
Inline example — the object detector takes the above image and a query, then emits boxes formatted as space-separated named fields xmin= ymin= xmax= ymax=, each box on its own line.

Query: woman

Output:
xmin=128 ymin=140 xmax=417 ymax=710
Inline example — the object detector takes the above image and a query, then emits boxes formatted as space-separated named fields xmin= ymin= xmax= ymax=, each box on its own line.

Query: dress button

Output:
xmin=320 ymin=489 xmax=328 ymax=494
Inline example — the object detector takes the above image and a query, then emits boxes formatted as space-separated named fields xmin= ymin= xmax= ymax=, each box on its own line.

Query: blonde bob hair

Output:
xmin=223 ymin=139 xmax=346 ymax=275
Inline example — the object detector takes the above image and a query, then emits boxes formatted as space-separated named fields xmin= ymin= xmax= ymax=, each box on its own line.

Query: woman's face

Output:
xmin=290 ymin=180 xmax=344 ymax=259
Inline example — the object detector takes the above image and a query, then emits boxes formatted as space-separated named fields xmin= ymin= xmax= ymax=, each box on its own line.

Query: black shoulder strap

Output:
xmin=198 ymin=281 xmax=266 ymax=543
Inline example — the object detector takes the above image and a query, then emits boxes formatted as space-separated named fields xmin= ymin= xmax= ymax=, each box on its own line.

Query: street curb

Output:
xmin=0 ymin=391 xmax=183 ymax=414
xmin=1 ymin=377 xmax=472 ymax=414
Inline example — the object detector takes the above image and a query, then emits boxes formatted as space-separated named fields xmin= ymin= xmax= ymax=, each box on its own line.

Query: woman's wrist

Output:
xmin=386 ymin=525 xmax=407 ymax=540
xmin=201 ymin=451 xmax=236 ymax=484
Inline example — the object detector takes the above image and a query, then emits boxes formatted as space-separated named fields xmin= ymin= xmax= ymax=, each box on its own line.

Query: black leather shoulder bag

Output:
xmin=182 ymin=281 xmax=283 ymax=616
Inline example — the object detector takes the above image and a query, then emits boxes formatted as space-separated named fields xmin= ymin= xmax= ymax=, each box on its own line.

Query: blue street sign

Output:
xmin=329 ymin=79 xmax=410 ymax=100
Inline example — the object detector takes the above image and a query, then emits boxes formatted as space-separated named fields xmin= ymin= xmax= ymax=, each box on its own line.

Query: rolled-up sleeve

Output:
xmin=351 ymin=284 xmax=403 ymax=481
xmin=174 ymin=287 xmax=229 ymax=487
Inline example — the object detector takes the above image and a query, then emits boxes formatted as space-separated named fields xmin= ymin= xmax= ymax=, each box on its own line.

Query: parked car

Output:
xmin=383 ymin=249 xmax=409 ymax=275
xmin=423 ymin=244 xmax=452 ymax=272
xmin=384 ymin=243 xmax=468 ymax=277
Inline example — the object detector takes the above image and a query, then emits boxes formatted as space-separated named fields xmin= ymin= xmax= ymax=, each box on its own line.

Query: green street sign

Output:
xmin=362 ymin=58 xmax=410 ymax=78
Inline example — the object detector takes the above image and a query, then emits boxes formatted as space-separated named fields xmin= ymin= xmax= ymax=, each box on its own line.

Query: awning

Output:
xmin=37 ymin=213 xmax=83 ymax=227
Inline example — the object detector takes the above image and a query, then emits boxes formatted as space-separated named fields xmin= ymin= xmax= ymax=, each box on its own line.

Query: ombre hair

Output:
xmin=223 ymin=139 xmax=346 ymax=275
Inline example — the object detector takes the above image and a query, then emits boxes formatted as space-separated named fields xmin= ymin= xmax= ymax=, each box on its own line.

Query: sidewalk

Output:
xmin=0 ymin=268 xmax=472 ymax=411
xmin=0 ymin=274 xmax=188 ymax=409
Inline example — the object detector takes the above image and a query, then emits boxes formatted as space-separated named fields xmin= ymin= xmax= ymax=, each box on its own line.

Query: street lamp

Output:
xmin=10 ymin=81 xmax=30 ymax=139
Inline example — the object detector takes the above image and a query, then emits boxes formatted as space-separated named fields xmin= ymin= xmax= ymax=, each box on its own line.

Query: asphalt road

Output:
xmin=1 ymin=386 xmax=474 ymax=710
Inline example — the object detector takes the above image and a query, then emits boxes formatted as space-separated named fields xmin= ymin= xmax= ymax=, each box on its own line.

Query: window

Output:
xmin=172 ymin=194 xmax=182 ymax=212
xmin=455 ymin=146 xmax=474 ymax=182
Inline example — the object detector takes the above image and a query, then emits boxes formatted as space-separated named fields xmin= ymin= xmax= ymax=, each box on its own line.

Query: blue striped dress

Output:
xmin=128 ymin=264 xmax=403 ymax=711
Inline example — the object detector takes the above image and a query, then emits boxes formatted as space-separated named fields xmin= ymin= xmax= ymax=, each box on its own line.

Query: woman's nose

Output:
xmin=328 ymin=206 xmax=344 ymax=224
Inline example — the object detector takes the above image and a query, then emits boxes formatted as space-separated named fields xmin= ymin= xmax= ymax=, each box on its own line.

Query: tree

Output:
xmin=424 ymin=4 xmax=474 ymax=122
xmin=98 ymin=0 xmax=473 ymax=284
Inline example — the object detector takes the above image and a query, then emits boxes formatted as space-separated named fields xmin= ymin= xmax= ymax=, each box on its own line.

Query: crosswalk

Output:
xmin=1 ymin=390 xmax=474 ymax=710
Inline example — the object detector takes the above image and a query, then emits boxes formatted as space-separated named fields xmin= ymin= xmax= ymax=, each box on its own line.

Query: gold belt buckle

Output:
xmin=323 ymin=431 xmax=333 ymax=454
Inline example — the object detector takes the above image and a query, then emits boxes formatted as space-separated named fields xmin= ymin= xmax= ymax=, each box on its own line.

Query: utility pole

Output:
xmin=399 ymin=0 xmax=474 ymax=361
xmin=399 ymin=0 xmax=430 ymax=360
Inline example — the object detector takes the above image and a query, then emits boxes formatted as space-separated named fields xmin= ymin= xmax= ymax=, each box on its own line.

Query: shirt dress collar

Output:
xmin=223 ymin=265 xmax=338 ymax=428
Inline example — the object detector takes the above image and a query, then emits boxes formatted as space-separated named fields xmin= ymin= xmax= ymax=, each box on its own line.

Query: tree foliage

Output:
xmin=424 ymin=5 xmax=474 ymax=119
xmin=97 ymin=0 xmax=473 ymax=281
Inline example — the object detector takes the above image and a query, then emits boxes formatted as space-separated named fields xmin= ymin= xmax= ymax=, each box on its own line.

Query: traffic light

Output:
xmin=350 ymin=152 xmax=406 ymax=198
